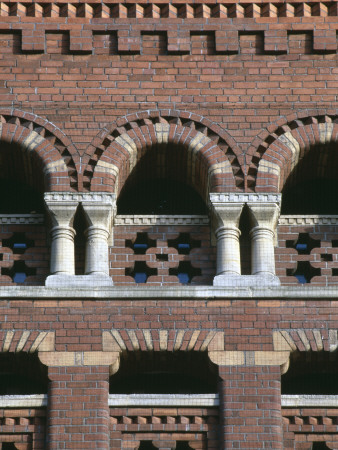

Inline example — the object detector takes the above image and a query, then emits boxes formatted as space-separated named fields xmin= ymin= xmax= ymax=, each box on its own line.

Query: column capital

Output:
xmin=247 ymin=201 xmax=281 ymax=232
xmin=209 ymin=197 xmax=244 ymax=230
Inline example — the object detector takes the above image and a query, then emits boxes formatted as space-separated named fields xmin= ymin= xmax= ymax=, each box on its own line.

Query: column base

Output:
xmin=213 ymin=274 xmax=280 ymax=287
xmin=45 ymin=274 xmax=113 ymax=287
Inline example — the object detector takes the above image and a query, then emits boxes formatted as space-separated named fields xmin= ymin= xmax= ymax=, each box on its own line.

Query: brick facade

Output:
xmin=0 ymin=0 xmax=337 ymax=448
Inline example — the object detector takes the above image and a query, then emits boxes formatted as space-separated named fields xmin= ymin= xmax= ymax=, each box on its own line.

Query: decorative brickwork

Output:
xmin=0 ymin=408 xmax=46 ymax=449
xmin=86 ymin=110 xmax=242 ymax=195
xmin=110 ymin=407 xmax=218 ymax=450
xmin=283 ymin=408 xmax=338 ymax=450
xmin=276 ymin=217 xmax=338 ymax=286
xmin=111 ymin=222 xmax=215 ymax=285
xmin=0 ymin=223 xmax=49 ymax=286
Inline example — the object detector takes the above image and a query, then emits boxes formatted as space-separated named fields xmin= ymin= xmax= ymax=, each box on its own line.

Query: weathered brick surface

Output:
xmin=0 ymin=0 xmax=337 ymax=448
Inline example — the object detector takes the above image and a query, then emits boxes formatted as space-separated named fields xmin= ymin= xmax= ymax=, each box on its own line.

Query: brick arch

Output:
xmin=103 ymin=329 xmax=224 ymax=353
xmin=0 ymin=109 xmax=78 ymax=191
xmin=84 ymin=110 xmax=244 ymax=196
xmin=247 ymin=112 xmax=338 ymax=192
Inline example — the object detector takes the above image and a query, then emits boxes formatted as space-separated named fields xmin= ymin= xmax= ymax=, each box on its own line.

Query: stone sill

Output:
xmin=282 ymin=395 xmax=338 ymax=407
xmin=0 ymin=394 xmax=337 ymax=408
xmin=108 ymin=394 xmax=219 ymax=407
xmin=0 ymin=285 xmax=338 ymax=299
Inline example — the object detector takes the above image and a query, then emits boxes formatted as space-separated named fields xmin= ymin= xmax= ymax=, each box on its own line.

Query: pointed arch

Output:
xmin=0 ymin=109 xmax=79 ymax=191
xmin=248 ymin=112 xmax=338 ymax=192
xmin=83 ymin=110 xmax=244 ymax=197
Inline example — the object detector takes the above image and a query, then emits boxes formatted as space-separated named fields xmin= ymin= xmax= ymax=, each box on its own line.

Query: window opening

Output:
xmin=126 ymin=261 xmax=157 ymax=283
xmin=110 ymin=351 xmax=218 ymax=394
xmin=168 ymin=233 xmax=201 ymax=255
xmin=0 ymin=353 xmax=48 ymax=395
xmin=282 ymin=352 xmax=338 ymax=395
xmin=126 ymin=233 xmax=156 ymax=255
xmin=169 ymin=261 xmax=202 ymax=284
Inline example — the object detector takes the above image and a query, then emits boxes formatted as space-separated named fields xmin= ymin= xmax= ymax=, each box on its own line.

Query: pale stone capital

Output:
xmin=209 ymin=200 xmax=244 ymax=231
xmin=44 ymin=199 xmax=78 ymax=228
xmin=82 ymin=202 xmax=115 ymax=233
xmin=247 ymin=201 xmax=281 ymax=232
xmin=38 ymin=351 xmax=120 ymax=375
xmin=208 ymin=350 xmax=290 ymax=369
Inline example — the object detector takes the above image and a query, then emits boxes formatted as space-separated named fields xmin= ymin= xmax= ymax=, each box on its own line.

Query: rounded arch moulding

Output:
xmin=247 ymin=110 xmax=338 ymax=193
xmin=0 ymin=109 xmax=79 ymax=192
xmin=83 ymin=110 xmax=244 ymax=199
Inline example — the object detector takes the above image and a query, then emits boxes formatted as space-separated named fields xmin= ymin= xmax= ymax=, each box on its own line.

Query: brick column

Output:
xmin=40 ymin=351 xmax=120 ymax=450
xmin=48 ymin=365 xmax=110 ymax=449
xmin=218 ymin=365 xmax=283 ymax=449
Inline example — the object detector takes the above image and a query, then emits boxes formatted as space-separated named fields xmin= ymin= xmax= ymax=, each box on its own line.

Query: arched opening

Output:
xmin=282 ymin=351 xmax=338 ymax=395
xmin=116 ymin=143 xmax=207 ymax=215
xmin=118 ymin=178 xmax=207 ymax=215
xmin=0 ymin=141 xmax=49 ymax=285
xmin=111 ymin=143 xmax=215 ymax=286
xmin=281 ymin=142 xmax=338 ymax=215
xmin=0 ymin=353 xmax=48 ymax=395
xmin=0 ymin=141 xmax=46 ymax=213
xmin=110 ymin=351 xmax=219 ymax=394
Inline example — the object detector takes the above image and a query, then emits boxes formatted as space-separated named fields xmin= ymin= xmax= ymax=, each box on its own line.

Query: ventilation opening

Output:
xmin=0 ymin=353 xmax=48 ymax=395
xmin=138 ymin=443 xmax=157 ymax=450
xmin=125 ymin=261 xmax=157 ymax=283
xmin=312 ymin=443 xmax=330 ymax=450
xmin=126 ymin=232 xmax=156 ymax=255
xmin=286 ymin=233 xmax=320 ymax=255
xmin=2 ymin=260 xmax=37 ymax=283
xmin=110 ymin=351 xmax=219 ymax=394
xmin=282 ymin=352 xmax=338 ymax=395
xmin=169 ymin=261 xmax=202 ymax=284
xmin=3 ymin=233 xmax=34 ymax=254
xmin=286 ymin=261 xmax=320 ymax=284
xmin=168 ymin=233 xmax=201 ymax=255
xmin=176 ymin=443 xmax=193 ymax=450
xmin=1 ymin=444 xmax=17 ymax=450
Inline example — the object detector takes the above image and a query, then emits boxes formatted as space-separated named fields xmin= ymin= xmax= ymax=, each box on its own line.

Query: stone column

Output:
xmin=247 ymin=199 xmax=280 ymax=284
xmin=82 ymin=196 xmax=115 ymax=279
xmin=44 ymin=194 xmax=78 ymax=277
xmin=44 ymin=193 xmax=115 ymax=287
xmin=209 ymin=194 xmax=244 ymax=285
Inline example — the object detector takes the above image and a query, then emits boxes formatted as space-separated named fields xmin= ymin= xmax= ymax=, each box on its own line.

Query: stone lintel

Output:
xmin=208 ymin=350 xmax=290 ymax=368
xmin=38 ymin=351 xmax=120 ymax=373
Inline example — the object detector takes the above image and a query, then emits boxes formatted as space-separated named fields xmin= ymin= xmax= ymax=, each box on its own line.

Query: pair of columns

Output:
xmin=43 ymin=192 xmax=280 ymax=287
xmin=44 ymin=193 xmax=115 ymax=287
xmin=210 ymin=193 xmax=281 ymax=287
